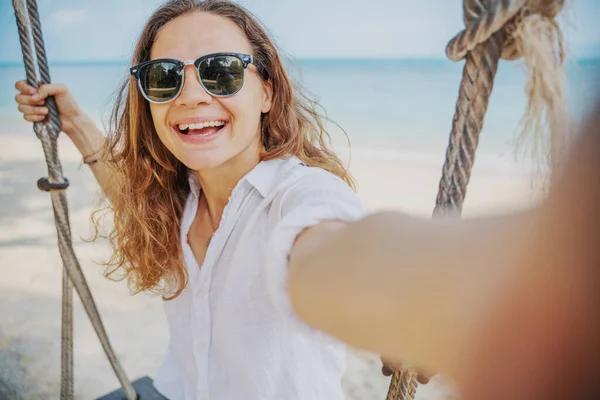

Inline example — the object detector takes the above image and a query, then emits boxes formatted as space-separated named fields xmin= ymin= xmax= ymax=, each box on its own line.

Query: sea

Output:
xmin=1 ymin=57 xmax=599 ymax=164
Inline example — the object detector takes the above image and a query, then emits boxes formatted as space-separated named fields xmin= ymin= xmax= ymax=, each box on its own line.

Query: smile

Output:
xmin=178 ymin=120 xmax=227 ymax=135
xmin=173 ymin=120 xmax=229 ymax=144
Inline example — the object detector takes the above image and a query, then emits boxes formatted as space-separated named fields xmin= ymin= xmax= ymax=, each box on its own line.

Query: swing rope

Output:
xmin=11 ymin=1 xmax=137 ymax=399
xmin=387 ymin=0 xmax=568 ymax=399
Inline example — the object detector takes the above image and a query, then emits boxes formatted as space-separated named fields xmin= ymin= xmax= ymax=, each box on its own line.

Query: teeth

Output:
xmin=178 ymin=120 xmax=225 ymax=131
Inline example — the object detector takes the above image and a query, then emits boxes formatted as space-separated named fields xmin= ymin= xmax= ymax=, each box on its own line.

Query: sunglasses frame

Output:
xmin=129 ymin=52 xmax=267 ymax=104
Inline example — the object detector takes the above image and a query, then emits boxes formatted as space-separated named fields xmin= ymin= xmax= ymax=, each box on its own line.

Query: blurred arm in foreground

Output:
xmin=288 ymin=101 xmax=600 ymax=400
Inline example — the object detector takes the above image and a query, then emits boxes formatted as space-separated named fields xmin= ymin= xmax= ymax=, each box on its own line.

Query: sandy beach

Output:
xmin=0 ymin=133 xmax=542 ymax=400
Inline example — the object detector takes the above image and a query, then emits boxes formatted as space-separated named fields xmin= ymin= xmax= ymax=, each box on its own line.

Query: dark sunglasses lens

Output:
xmin=199 ymin=55 xmax=245 ymax=96
xmin=139 ymin=62 xmax=182 ymax=102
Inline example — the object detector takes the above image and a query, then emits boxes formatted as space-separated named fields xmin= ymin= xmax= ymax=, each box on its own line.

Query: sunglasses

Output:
xmin=130 ymin=52 xmax=268 ymax=104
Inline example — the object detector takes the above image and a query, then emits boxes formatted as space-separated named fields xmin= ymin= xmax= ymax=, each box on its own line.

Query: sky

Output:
xmin=1 ymin=0 xmax=599 ymax=63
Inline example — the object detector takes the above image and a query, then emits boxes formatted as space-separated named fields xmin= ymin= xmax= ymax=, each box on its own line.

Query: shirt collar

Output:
xmin=244 ymin=156 xmax=303 ymax=197
xmin=187 ymin=156 xmax=303 ymax=199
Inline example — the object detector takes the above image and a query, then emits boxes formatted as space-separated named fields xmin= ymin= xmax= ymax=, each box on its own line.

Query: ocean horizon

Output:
xmin=2 ymin=57 xmax=599 ymax=169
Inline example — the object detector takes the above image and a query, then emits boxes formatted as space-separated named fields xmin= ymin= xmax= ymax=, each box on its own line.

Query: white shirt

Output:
xmin=153 ymin=156 xmax=367 ymax=400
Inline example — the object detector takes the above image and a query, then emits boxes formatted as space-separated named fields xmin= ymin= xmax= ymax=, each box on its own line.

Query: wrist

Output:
xmin=69 ymin=114 xmax=107 ymax=157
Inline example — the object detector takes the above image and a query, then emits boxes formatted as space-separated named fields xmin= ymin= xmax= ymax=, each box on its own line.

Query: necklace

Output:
xmin=206 ymin=230 xmax=215 ymax=247
xmin=205 ymin=197 xmax=217 ymax=247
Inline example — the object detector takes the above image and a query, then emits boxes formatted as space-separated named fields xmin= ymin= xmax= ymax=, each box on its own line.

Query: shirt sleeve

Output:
xmin=264 ymin=167 xmax=367 ymax=340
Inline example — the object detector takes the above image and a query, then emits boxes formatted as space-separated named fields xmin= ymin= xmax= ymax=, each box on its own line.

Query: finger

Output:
xmin=37 ymin=83 xmax=68 ymax=99
xmin=380 ymin=358 xmax=433 ymax=383
xmin=417 ymin=373 xmax=431 ymax=384
xmin=381 ymin=367 xmax=426 ymax=384
xmin=380 ymin=357 xmax=403 ymax=371
xmin=17 ymin=104 xmax=48 ymax=116
xmin=24 ymin=114 xmax=46 ymax=122
xmin=416 ymin=366 xmax=435 ymax=384
xmin=15 ymin=80 xmax=37 ymax=95
xmin=381 ymin=364 xmax=430 ymax=383
xmin=381 ymin=365 xmax=393 ymax=376
xmin=15 ymin=93 xmax=46 ymax=107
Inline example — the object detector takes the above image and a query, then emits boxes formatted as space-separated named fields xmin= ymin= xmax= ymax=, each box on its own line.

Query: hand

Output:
xmin=380 ymin=355 xmax=433 ymax=384
xmin=14 ymin=80 xmax=85 ymax=139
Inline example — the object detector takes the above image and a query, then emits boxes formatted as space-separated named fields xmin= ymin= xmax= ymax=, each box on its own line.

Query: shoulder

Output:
xmin=272 ymin=160 xmax=366 ymax=219
xmin=287 ymin=162 xmax=355 ymax=193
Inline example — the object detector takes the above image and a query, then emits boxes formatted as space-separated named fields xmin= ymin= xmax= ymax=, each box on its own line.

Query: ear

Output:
xmin=261 ymin=80 xmax=273 ymax=113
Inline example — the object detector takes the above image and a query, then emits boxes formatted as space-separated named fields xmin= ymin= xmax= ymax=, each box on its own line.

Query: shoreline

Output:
xmin=0 ymin=131 xmax=541 ymax=173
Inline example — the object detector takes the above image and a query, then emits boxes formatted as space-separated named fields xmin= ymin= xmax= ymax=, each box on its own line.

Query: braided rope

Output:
xmin=446 ymin=0 xmax=526 ymax=62
xmin=432 ymin=31 xmax=504 ymax=216
xmin=13 ymin=1 xmax=37 ymax=92
xmin=19 ymin=2 xmax=73 ymax=396
xmin=26 ymin=0 xmax=61 ymax=130
xmin=385 ymin=369 xmax=418 ymax=400
xmin=386 ymin=0 xmax=566 ymax=398
xmin=12 ymin=1 xmax=137 ymax=399
xmin=12 ymin=3 xmax=74 ymax=398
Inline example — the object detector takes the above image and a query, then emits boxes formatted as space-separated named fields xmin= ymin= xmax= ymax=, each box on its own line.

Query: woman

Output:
xmin=18 ymin=0 xmax=599 ymax=398
xmin=15 ymin=0 xmax=383 ymax=398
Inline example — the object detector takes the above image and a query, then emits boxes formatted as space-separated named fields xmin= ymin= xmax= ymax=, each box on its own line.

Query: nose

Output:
xmin=174 ymin=64 xmax=212 ymax=108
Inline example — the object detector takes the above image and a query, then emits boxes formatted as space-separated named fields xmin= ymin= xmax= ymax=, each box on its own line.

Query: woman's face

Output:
xmin=148 ymin=12 xmax=272 ymax=171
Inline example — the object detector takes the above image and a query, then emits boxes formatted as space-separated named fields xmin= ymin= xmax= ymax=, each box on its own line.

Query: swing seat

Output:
xmin=97 ymin=376 xmax=168 ymax=400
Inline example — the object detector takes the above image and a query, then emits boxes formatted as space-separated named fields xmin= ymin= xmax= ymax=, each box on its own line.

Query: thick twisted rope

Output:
xmin=25 ymin=0 xmax=61 ymax=130
xmin=15 ymin=2 xmax=74 ymax=397
xmin=432 ymin=29 xmax=504 ymax=216
xmin=386 ymin=368 xmax=418 ymax=400
xmin=386 ymin=0 xmax=567 ymax=399
xmin=12 ymin=1 xmax=137 ymax=399
xmin=434 ymin=0 xmax=566 ymax=216
xmin=12 ymin=3 xmax=74 ymax=398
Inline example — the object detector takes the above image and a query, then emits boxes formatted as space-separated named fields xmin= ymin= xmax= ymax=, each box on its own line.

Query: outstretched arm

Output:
xmin=288 ymin=103 xmax=600 ymax=390
xmin=288 ymin=204 xmax=537 ymax=376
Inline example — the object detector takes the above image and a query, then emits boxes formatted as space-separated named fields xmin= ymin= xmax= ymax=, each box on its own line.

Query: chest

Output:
xmin=181 ymin=184 xmax=282 ymax=295
xmin=173 ymin=177 xmax=293 ymax=325
xmin=174 ymin=212 xmax=278 ymax=344
xmin=184 ymin=183 xmax=286 ymax=272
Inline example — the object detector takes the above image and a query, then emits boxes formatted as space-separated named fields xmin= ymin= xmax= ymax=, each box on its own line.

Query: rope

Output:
xmin=25 ymin=0 xmax=61 ymax=130
xmin=386 ymin=0 xmax=567 ymax=398
xmin=385 ymin=369 xmax=418 ymax=400
xmin=11 ymin=1 xmax=137 ymax=399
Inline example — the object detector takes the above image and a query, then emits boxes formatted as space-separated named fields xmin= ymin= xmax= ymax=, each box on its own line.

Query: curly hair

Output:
xmin=96 ymin=0 xmax=355 ymax=300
